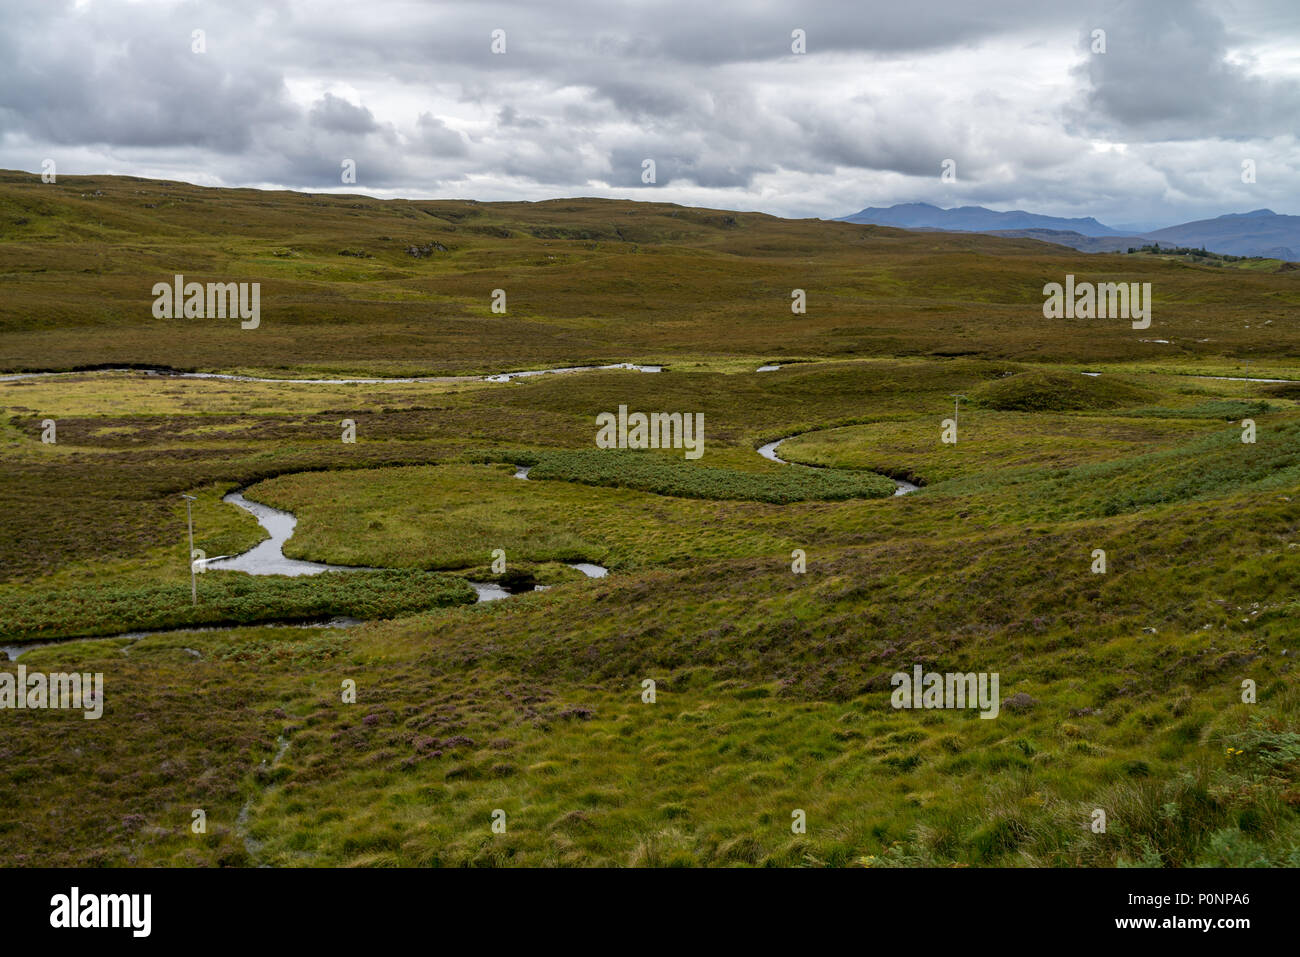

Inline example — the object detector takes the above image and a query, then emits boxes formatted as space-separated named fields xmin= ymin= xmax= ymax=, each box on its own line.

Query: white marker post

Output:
xmin=181 ymin=494 xmax=197 ymax=605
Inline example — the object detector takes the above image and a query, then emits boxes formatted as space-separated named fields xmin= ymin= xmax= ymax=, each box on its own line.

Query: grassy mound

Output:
xmin=0 ymin=569 xmax=476 ymax=642
xmin=467 ymin=448 xmax=897 ymax=502
xmin=972 ymin=371 xmax=1155 ymax=412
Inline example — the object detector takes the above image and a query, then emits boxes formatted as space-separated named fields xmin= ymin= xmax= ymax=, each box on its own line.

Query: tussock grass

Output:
xmin=0 ymin=570 xmax=475 ymax=641
xmin=2 ymin=173 xmax=1298 ymax=867
xmin=972 ymin=370 xmax=1156 ymax=412
xmin=468 ymin=448 xmax=897 ymax=502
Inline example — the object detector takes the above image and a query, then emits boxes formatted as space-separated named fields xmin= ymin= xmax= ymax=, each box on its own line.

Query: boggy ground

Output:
xmin=2 ymin=357 xmax=1298 ymax=867
xmin=1 ymin=175 xmax=1298 ymax=866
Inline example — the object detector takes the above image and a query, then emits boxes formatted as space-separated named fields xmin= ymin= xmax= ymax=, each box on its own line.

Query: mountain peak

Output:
xmin=835 ymin=202 xmax=1299 ymax=261
xmin=837 ymin=202 xmax=1120 ymax=238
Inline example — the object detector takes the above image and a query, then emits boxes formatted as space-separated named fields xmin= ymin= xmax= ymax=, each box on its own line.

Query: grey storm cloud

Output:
xmin=496 ymin=106 xmax=545 ymax=129
xmin=414 ymin=114 xmax=470 ymax=157
xmin=309 ymin=93 xmax=379 ymax=134
xmin=1074 ymin=0 xmax=1300 ymax=138
xmin=0 ymin=0 xmax=1296 ymax=223
xmin=606 ymin=146 xmax=771 ymax=190
xmin=0 ymin=3 xmax=294 ymax=151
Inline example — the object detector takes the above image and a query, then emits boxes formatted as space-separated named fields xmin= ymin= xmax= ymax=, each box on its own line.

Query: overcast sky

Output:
xmin=1 ymin=0 xmax=1297 ymax=227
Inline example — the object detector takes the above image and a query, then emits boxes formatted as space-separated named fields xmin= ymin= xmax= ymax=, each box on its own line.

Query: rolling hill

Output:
xmin=839 ymin=203 xmax=1300 ymax=261
xmin=2 ymin=171 xmax=1298 ymax=376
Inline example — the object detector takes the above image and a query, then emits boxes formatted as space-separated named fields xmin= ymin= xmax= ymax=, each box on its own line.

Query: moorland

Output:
xmin=1 ymin=171 xmax=1298 ymax=866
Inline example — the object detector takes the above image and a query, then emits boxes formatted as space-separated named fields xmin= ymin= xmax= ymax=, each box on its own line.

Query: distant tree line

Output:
xmin=1125 ymin=242 xmax=1249 ymax=262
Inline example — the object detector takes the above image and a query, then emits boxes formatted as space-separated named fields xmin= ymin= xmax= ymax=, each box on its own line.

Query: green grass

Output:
xmin=775 ymin=408 xmax=1221 ymax=487
xmin=468 ymin=447 xmax=898 ymax=502
xmin=0 ymin=570 xmax=475 ymax=641
xmin=1122 ymin=399 xmax=1271 ymax=419
xmin=4 ymin=171 xmax=1299 ymax=376
xmin=1 ymin=172 xmax=1298 ymax=868
xmin=971 ymin=370 xmax=1157 ymax=411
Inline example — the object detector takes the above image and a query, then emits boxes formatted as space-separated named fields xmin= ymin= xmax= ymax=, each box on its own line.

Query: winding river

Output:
xmin=0 ymin=362 xmax=663 ymax=385
xmin=3 ymin=486 xmax=608 ymax=660
xmin=8 ymin=355 xmax=1289 ymax=663
xmin=757 ymin=438 xmax=919 ymax=496
xmin=204 ymin=493 xmax=372 ymax=576
xmin=3 ymin=358 xmax=947 ymax=660
xmin=207 ymin=492 xmax=608 ymax=602
xmin=6 ymin=360 xmax=1293 ymax=389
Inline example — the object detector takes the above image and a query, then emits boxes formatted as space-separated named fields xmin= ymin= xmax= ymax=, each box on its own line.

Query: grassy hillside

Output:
xmin=0 ymin=173 xmax=1297 ymax=868
xmin=3 ymin=171 xmax=1298 ymax=374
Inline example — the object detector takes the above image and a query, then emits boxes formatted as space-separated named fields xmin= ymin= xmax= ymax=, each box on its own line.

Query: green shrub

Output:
xmin=0 ymin=569 xmax=476 ymax=641
xmin=466 ymin=448 xmax=896 ymax=503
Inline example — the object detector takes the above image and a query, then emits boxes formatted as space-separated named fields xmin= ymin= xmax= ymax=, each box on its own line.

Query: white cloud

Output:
xmin=0 ymin=0 xmax=1296 ymax=225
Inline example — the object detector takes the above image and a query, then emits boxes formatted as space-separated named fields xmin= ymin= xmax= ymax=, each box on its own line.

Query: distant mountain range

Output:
xmin=837 ymin=203 xmax=1300 ymax=261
